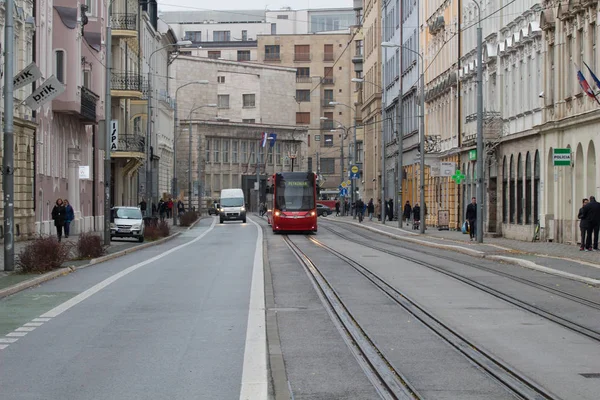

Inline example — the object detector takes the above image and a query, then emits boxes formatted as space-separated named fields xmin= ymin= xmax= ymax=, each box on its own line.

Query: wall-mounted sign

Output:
xmin=553 ymin=148 xmax=571 ymax=166
xmin=110 ymin=120 xmax=118 ymax=151
xmin=79 ymin=166 xmax=90 ymax=179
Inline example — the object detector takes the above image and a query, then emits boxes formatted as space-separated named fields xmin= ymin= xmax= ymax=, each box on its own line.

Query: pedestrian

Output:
xmin=376 ymin=199 xmax=381 ymax=221
xmin=177 ymin=199 xmax=185 ymax=216
xmin=465 ymin=197 xmax=477 ymax=241
xmin=403 ymin=201 xmax=412 ymax=226
xmin=335 ymin=200 xmax=340 ymax=217
xmin=356 ymin=198 xmax=365 ymax=222
xmin=64 ymin=199 xmax=74 ymax=239
xmin=388 ymin=198 xmax=394 ymax=221
xmin=581 ymin=195 xmax=600 ymax=251
xmin=578 ymin=198 xmax=589 ymax=251
xmin=412 ymin=203 xmax=421 ymax=230
xmin=51 ymin=198 xmax=66 ymax=242
xmin=367 ymin=198 xmax=375 ymax=221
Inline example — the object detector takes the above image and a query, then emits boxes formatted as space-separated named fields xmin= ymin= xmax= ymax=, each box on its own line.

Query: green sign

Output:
xmin=452 ymin=169 xmax=465 ymax=184
xmin=469 ymin=149 xmax=477 ymax=161
xmin=553 ymin=148 xmax=571 ymax=166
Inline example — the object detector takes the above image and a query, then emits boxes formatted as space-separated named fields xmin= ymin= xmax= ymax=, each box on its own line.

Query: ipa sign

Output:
xmin=110 ymin=120 xmax=119 ymax=151
xmin=553 ymin=148 xmax=571 ymax=166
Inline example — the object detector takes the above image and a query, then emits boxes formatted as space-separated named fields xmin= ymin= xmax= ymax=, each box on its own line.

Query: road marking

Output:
xmin=238 ymin=216 xmax=268 ymax=400
xmin=32 ymin=318 xmax=51 ymax=322
xmin=15 ymin=327 xmax=36 ymax=332
xmin=6 ymin=332 xmax=27 ymax=337
xmin=39 ymin=218 xmax=216 ymax=319
xmin=0 ymin=344 xmax=8 ymax=350
xmin=23 ymin=322 xmax=44 ymax=327
xmin=0 ymin=338 xmax=18 ymax=343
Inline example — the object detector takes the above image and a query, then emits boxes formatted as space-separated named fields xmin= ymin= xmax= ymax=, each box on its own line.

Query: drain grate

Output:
xmin=580 ymin=373 xmax=600 ymax=378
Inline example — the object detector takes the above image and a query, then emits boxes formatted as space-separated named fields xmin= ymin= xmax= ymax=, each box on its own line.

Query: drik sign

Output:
xmin=24 ymin=75 xmax=65 ymax=109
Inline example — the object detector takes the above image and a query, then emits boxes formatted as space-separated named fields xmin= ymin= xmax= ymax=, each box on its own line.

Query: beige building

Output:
xmin=171 ymin=56 xmax=307 ymax=209
xmin=359 ymin=0 xmax=382 ymax=203
xmin=257 ymin=32 xmax=354 ymax=192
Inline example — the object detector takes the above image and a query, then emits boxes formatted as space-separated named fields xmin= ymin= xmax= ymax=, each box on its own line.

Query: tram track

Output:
xmin=321 ymin=222 xmax=600 ymax=343
xmin=283 ymin=233 xmax=560 ymax=400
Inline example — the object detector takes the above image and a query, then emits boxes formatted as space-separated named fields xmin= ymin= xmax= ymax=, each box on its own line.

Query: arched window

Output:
xmin=502 ymin=156 xmax=508 ymax=223
xmin=525 ymin=152 xmax=532 ymax=225
xmin=517 ymin=153 xmax=523 ymax=224
xmin=534 ymin=151 xmax=540 ymax=224
xmin=510 ymin=155 xmax=515 ymax=223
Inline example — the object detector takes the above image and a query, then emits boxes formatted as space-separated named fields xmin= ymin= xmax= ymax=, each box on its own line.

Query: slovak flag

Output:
xmin=575 ymin=63 xmax=600 ymax=104
xmin=261 ymin=132 xmax=268 ymax=147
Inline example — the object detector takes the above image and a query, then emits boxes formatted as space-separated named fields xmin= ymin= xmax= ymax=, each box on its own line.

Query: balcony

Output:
xmin=80 ymin=87 xmax=99 ymax=124
xmin=264 ymin=53 xmax=281 ymax=61
xmin=111 ymin=134 xmax=146 ymax=158
xmin=322 ymin=77 xmax=335 ymax=85
xmin=294 ymin=52 xmax=311 ymax=62
xmin=111 ymin=72 xmax=144 ymax=99
xmin=296 ymin=76 xmax=312 ymax=83
xmin=320 ymin=120 xmax=334 ymax=130
xmin=322 ymin=99 xmax=335 ymax=108
xmin=111 ymin=13 xmax=137 ymax=37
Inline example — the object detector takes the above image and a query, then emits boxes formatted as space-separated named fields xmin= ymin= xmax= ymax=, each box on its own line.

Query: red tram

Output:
xmin=266 ymin=172 xmax=318 ymax=233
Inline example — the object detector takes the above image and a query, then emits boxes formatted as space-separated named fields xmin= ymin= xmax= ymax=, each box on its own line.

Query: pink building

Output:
xmin=35 ymin=0 xmax=106 ymax=234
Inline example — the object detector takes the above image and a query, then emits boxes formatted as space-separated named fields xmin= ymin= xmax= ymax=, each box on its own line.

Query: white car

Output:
xmin=110 ymin=206 xmax=145 ymax=242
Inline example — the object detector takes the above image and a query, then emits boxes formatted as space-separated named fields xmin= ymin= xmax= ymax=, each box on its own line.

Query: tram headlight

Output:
xmin=274 ymin=210 xmax=281 ymax=216
xmin=310 ymin=211 xmax=316 ymax=217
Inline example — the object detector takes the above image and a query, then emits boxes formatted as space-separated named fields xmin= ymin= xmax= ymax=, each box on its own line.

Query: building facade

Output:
xmin=35 ymin=0 xmax=104 ymax=236
xmin=538 ymin=0 xmax=599 ymax=245
xmin=171 ymin=56 xmax=306 ymax=209
xmin=257 ymin=32 xmax=354 ymax=192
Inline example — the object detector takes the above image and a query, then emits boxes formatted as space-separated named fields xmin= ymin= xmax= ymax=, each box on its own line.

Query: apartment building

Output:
xmin=257 ymin=33 xmax=354 ymax=191
xmin=171 ymin=56 xmax=307 ymax=209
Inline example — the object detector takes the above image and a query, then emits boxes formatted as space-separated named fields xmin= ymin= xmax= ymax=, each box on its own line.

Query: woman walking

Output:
xmin=64 ymin=199 xmax=74 ymax=238
xmin=51 ymin=199 xmax=67 ymax=242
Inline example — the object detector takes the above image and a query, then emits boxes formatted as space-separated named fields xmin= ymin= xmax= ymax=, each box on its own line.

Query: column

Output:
xmin=68 ymin=147 xmax=81 ymax=233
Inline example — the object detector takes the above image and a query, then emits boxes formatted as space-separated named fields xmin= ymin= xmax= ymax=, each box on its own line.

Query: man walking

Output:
xmin=582 ymin=195 xmax=600 ymax=251
xmin=466 ymin=197 xmax=477 ymax=241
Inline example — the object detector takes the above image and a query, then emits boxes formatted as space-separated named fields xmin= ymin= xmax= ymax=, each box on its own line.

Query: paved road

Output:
xmin=0 ymin=217 xmax=266 ymax=400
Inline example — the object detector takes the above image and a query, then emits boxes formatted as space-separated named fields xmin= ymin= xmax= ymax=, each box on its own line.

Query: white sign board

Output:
xmin=440 ymin=162 xmax=456 ymax=177
xmin=79 ymin=166 xmax=90 ymax=179
xmin=14 ymin=62 xmax=42 ymax=90
xmin=24 ymin=75 xmax=66 ymax=109
xmin=110 ymin=120 xmax=118 ymax=151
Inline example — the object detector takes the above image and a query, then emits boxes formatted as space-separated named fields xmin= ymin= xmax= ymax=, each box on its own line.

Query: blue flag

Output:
xmin=269 ymin=133 xmax=277 ymax=147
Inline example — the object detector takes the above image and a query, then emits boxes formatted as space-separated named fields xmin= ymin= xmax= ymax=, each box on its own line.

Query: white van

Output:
xmin=219 ymin=188 xmax=246 ymax=223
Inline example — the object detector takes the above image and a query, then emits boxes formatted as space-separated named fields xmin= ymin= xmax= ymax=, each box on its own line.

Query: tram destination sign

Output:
xmin=553 ymin=148 xmax=571 ymax=166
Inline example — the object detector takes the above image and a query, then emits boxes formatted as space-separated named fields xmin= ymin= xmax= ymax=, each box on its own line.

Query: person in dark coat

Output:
xmin=413 ymin=203 xmax=421 ymax=224
xmin=64 ymin=199 xmax=75 ymax=238
xmin=367 ymin=198 xmax=375 ymax=221
xmin=465 ymin=197 xmax=477 ymax=241
xmin=51 ymin=198 xmax=66 ymax=242
xmin=582 ymin=195 xmax=600 ymax=251
xmin=578 ymin=198 xmax=589 ymax=251
xmin=403 ymin=201 xmax=412 ymax=224
xmin=387 ymin=198 xmax=394 ymax=221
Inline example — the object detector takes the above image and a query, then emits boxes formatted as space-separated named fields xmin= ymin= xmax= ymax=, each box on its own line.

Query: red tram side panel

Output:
xmin=266 ymin=172 xmax=317 ymax=233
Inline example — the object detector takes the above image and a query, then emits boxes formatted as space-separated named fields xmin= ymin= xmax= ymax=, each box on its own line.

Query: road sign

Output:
xmin=346 ymin=179 xmax=351 ymax=186
xmin=341 ymin=181 xmax=348 ymax=188
xmin=339 ymin=188 xmax=348 ymax=196
xmin=350 ymin=165 xmax=360 ymax=179
xmin=553 ymin=148 xmax=571 ymax=166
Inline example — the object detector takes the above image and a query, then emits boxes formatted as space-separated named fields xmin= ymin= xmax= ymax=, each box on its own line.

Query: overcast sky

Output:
xmin=158 ymin=0 xmax=354 ymax=12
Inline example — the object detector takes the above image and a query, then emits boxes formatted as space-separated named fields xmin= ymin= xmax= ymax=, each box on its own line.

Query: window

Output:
xmin=324 ymin=89 xmax=334 ymax=103
xmin=241 ymin=141 xmax=248 ymax=163
xmin=250 ymin=142 xmax=256 ymax=164
xmin=296 ymin=90 xmax=310 ymax=102
xmin=533 ymin=151 xmax=540 ymax=224
xmin=502 ymin=156 xmax=507 ymax=223
xmin=271 ymin=23 xmax=276 ymax=35
xmin=323 ymin=67 xmax=333 ymax=83
xmin=356 ymin=141 xmax=363 ymax=163
xmin=185 ymin=31 xmax=201 ymax=42
xmin=296 ymin=112 xmax=310 ymax=124
xmin=213 ymin=139 xmax=220 ymax=163
xmin=295 ymin=45 xmax=310 ymax=61
xmin=237 ymin=50 xmax=251 ymax=61
xmin=593 ymin=24 xmax=597 ymax=72
xmin=223 ymin=139 xmax=229 ymax=163
xmin=243 ymin=94 xmax=256 ymax=107
xmin=83 ymin=70 xmax=91 ymax=89
xmin=265 ymin=45 xmax=280 ymax=60
xmin=308 ymin=157 xmax=313 ymax=172
xmin=208 ymin=51 xmax=221 ymax=59
xmin=525 ymin=152 xmax=532 ymax=225
xmin=324 ymin=134 xmax=333 ymax=147
xmin=242 ymin=119 xmax=255 ymax=123
xmin=242 ymin=30 xmax=248 ymax=41
xmin=324 ymin=44 xmax=334 ymax=61
xmin=268 ymin=147 xmax=273 ymax=164
xmin=308 ymin=134 xmax=311 ymax=147
xmin=548 ymin=44 xmax=555 ymax=104
xmin=297 ymin=67 xmax=310 ymax=77
xmin=218 ymin=76 xmax=225 ymax=83
xmin=277 ymin=14 xmax=289 ymax=19
xmin=355 ymin=40 xmax=363 ymax=57
xmin=232 ymin=140 xmax=238 ymax=163
xmin=213 ymin=31 xmax=230 ymax=41
xmin=568 ymin=35 xmax=573 ymax=95
xmin=320 ymin=158 xmax=335 ymax=174
xmin=206 ymin=138 xmax=211 ymax=163
xmin=55 ymin=50 xmax=65 ymax=84
xmin=509 ymin=155 xmax=515 ymax=224
xmin=275 ymin=143 xmax=281 ymax=165
xmin=517 ymin=154 xmax=523 ymax=224
xmin=218 ymin=94 xmax=229 ymax=108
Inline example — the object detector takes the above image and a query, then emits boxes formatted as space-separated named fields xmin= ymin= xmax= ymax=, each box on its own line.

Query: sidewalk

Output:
xmin=0 ymin=217 xmax=196 ymax=295
xmin=326 ymin=215 xmax=600 ymax=285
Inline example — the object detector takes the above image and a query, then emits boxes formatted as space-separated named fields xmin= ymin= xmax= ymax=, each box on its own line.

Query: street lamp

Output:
xmin=472 ymin=0 xmax=484 ymax=243
xmin=321 ymin=117 xmax=349 ymax=214
xmin=186 ymin=104 xmax=217 ymax=213
xmin=145 ymin=40 xmax=192 ymax=218
xmin=172 ymin=80 xmax=209 ymax=225
xmin=329 ymin=101 xmax=359 ymax=218
xmin=382 ymin=41 xmax=425 ymax=234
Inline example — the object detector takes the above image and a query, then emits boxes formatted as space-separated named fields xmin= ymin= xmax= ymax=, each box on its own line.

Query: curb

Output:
xmin=327 ymin=218 xmax=600 ymax=287
xmin=0 ymin=216 xmax=209 ymax=299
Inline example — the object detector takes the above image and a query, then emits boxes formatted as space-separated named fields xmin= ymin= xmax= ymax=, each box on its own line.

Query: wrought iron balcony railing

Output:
xmin=113 ymin=134 xmax=145 ymax=154
xmin=80 ymin=87 xmax=99 ymax=122
xmin=322 ymin=99 xmax=335 ymax=108
xmin=111 ymin=13 xmax=137 ymax=31
xmin=111 ymin=72 xmax=143 ymax=92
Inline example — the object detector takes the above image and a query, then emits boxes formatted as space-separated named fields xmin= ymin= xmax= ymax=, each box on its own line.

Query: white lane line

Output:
xmin=6 ymin=332 xmax=28 ymax=337
xmin=0 ymin=338 xmax=19 ymax=343
xmin=0 ymin=344 xmax=8 ymax=350
xmin=15 ymin=327 xmax=36 ymax=332
xmin=239 ymin=216 xmax=268 ymax=400
xmin=23 ymin=322 xmax=44 ymax=327
xmin=32 ymin=318 xmax=51 ymax=322
xmin=40 ymin=218 xmax=217 ymax=319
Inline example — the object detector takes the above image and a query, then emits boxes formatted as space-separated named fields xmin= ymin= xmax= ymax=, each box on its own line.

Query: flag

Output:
xmin=575 ymin=62 xmax=600 ymax=104
xmin=261 ymin=132 xmax=267 ymax=148
xmin=583 ymin=61 xmax=600 ymax=91
xmin=269 ymin=133 xmax=277 ymax=148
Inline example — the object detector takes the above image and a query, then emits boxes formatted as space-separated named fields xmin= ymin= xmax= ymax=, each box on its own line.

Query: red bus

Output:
xmin=266 ymin=171 xmax=318 ymax=233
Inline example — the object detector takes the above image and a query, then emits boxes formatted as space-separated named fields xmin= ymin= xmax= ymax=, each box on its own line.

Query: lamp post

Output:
xmin=145 ymin=40 xmax=192 ymax=217
xmin=186 ymin=104 xmax=217 ymax=212
xmin=172 ymin=80 xmax=209 ymax=225
xmin=473 ymin=0 xmax=484 ymax=243
xmin=3 ymin=0 xmax=15 ymax=269
xmin=329 ymin=101 xmax=358 ymax=218
xmin=382 ymin=41 xmax=426 ymax=234
xmin=320 ymin=117 xmax=347 ymax=206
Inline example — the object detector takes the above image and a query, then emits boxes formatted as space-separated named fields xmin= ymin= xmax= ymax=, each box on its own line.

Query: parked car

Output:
xmin=208 ymin=202 xmax=220 ymax=216
xmin=317 ymin=203 xmax=332 ymax=217
xmin=110 ymin=206 xmax=145 ymax=242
